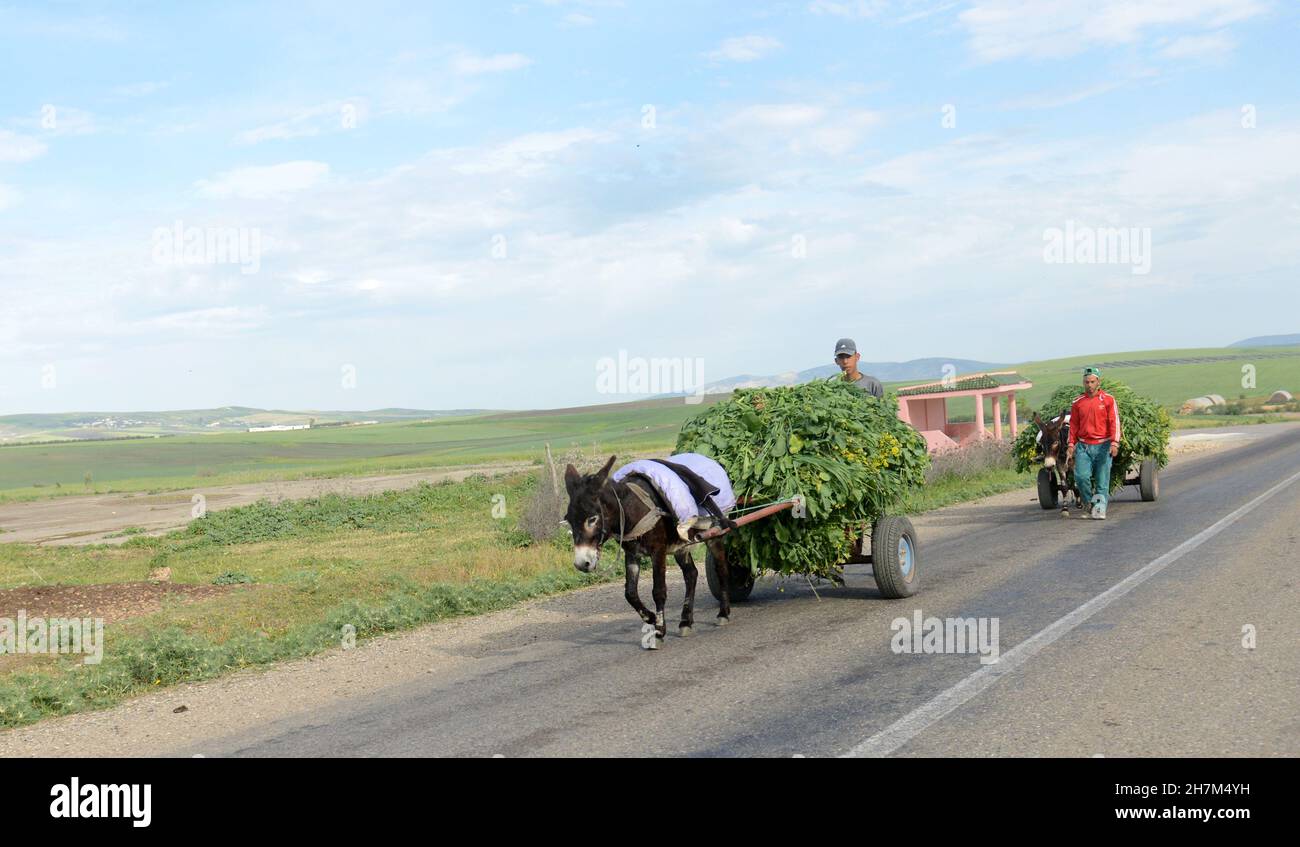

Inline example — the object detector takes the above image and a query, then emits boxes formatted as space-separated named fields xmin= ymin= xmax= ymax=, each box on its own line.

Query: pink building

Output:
xmin=895 ymin=372 xmax=1033 ymax=453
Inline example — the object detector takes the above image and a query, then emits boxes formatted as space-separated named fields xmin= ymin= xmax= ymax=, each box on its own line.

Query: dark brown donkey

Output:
xmin=1033 ymin=412 xmax=1079 ymax=510
xmin=564 ymin=456 xmax=736 ymax=650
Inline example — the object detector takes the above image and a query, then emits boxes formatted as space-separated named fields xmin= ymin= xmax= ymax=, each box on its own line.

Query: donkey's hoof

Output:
xmin=679 ymin=626 xmax=693 ymax=638
xmin=640 ymin=624 xmax=659 ymax=650
xmin=716 ymin=616 xmax=730 ymax=627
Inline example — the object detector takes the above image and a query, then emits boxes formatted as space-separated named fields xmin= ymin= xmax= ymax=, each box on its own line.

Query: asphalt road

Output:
xmin=166 ymin=423 xmax=1298 ymax=758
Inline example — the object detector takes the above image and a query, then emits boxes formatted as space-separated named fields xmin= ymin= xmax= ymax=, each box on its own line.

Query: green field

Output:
xmin=887 ymin=345 xmax=1300 ymax=425
xmin=998 ymin=345 xmax=1300 ymax=409
xmin=2 ymin=346 xmax=1298 ymax=502
xmin=0 ymin=398 xmax=721 ymax=501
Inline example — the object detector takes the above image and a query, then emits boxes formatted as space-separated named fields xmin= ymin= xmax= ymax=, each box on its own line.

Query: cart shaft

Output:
xmin=695 ymin=499 xmax=796 ymax=540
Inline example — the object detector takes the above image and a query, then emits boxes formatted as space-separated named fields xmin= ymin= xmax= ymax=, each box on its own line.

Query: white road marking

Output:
xmin=842 ymin=466 xmax=1300 ymax=758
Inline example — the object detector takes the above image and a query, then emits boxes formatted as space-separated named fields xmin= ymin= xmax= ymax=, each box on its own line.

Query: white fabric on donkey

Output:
xmin=612 ymin=453 xmax=737 ymax=528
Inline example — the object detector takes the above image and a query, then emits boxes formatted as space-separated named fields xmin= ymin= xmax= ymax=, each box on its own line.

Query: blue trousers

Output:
xmin=1074 ymin=441 xmax=1112 ymax=506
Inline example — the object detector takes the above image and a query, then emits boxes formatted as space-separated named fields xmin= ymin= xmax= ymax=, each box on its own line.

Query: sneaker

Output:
xmin=1094 ymin=501 xmax=1107 ymax=520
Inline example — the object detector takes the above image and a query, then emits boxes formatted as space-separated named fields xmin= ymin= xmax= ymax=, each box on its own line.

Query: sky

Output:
xmin=1 ymin=0 xmax=1298 ymax=414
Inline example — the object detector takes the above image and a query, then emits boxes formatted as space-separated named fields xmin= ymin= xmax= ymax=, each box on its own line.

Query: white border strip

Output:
xmin=842 ymin=466 xmax=1300 ymax=758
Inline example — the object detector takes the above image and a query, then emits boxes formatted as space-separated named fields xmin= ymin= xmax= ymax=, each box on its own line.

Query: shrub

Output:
xmin=519 ymin=448 xmax=593 ymax=544
xmin=925 ymin=438 xmax=1014 ymax=483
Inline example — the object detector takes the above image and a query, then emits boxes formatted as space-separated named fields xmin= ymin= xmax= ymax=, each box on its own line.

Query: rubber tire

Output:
xmin=1138 ymin=458 xmax=1159 ymax=502
xmin=704 ymin=548 xmax=755 ymax=603
xmin=1037 ymin=467 xmax=1060 ymax=510
xmin=871 ymin=516 xmax=920 ymax=599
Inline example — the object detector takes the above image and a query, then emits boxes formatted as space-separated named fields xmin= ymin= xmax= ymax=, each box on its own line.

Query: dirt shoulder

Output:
xmin=0 ymin=463 xmax=535 ymax=547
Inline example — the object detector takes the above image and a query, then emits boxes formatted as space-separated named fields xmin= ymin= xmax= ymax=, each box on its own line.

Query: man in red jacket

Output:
xmin=1066 ymin=367 xmax=1121 ymax=520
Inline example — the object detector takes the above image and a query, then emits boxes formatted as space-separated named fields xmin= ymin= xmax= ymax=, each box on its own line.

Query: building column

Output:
xmin=974 ymin=392 xmax=985 ymax=439
xmin=993 ymin=395 xmax=1003 ymax=440
xmin=1008 ymin=392 xmax=1018 ymax=437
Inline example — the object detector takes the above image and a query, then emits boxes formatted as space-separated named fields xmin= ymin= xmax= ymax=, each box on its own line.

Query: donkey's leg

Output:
xmin=651 ymin=548 xmax=669 ymax=643
xmin=707 ymin=539 xmax=731 ymax=625
xmin=623 ymin=555 xmax=655 ymax=626
xmin=675 ymin=550 xmax=697 ymax=636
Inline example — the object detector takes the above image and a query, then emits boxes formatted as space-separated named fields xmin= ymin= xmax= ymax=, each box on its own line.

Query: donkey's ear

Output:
xmin=564 ymin=463 xmax=581 ymax=492
xmin=1032 ymin=412 xmax=1043 ymax=426
xmin=595 ymin=455 xmax=617 ymax=484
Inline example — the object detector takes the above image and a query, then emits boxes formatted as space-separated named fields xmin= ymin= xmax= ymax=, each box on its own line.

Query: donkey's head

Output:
xmin=564 ymin=455 xmax=617 ymax=573
xmin=1033 ymin=412 xmax=1068 ymax=469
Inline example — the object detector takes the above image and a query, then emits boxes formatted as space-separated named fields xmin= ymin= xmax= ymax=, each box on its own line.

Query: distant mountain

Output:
xmin=1229 ymin=334 xmax=1300 ymax=348
xmin=673 ymin=357 xmax=1005 ymax=396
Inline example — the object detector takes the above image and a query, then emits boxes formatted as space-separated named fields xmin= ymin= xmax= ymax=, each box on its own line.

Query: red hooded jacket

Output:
xmin=1068 ymin=390 xmax=1121 ymax=446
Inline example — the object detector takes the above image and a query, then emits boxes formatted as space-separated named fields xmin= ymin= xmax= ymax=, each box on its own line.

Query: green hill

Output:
xmin=2 ymin=346 xmax=1297 ymax=502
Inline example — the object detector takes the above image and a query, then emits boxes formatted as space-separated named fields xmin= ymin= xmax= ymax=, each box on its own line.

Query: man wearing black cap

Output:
xmin=833 ymin=338 xmax=883 ymax=398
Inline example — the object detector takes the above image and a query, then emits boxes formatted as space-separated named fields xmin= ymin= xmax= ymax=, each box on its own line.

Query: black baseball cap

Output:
xmin=834 ymin=338 xmax=857 ymax=356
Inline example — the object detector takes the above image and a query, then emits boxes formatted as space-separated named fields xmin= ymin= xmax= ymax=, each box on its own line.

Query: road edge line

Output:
xmin=842 ymin=466 xmax=1300 ymax=758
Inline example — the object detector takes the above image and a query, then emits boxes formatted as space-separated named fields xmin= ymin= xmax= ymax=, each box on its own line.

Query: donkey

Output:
xmin=1033 ymin=412 xmax=1079 ymax=511
xmin=564 ymin=456 xmax=736 ymax=650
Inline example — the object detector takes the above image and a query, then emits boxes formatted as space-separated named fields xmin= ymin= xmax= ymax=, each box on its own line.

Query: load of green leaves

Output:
xmin=675 ymin=380 xmax=929 ymax=579
xmin=1012 ymin=377 xmax=1172 ymax=492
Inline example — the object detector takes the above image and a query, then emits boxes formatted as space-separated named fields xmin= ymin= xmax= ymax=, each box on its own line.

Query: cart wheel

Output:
xmin=1138 ymin=458 xmax=1159 ymax=502
xmin=1037 ymin=467 xmax=1059 ymax=510
xmin=704 ymin=549 xmax=755 ymax=603
xmin=871 ymin=516 xmax=920 ymax=599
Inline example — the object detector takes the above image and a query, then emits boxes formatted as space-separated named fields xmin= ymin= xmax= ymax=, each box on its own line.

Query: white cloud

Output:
xmin=0 ymin=184 xmax=20 ymax=211
xmin=705 ymin=35 xmax=784 ymax=63
xmin=196 ymin=161 xmax=331 ymax=199
xmin=446 ymin=127 xmax=615 ymax=175
xmin=725 ymin=104 xmax=880 ymax=155
xmin=139 ymin=306 xmax=268 ymax=335
xmin=451 ymin=52 xmax=533 ymax=75
xmin=112 ymin=80 xmax=170 ymax=98
xmin=808 ymin=0 xmax=888 ymax=19
xmin=7 ymin=106 xmax=1300 ymax=411
xmin=0 ymin=130 xmax=46 ymax=162
xmin=999 ymin=80 xmax=1128 ymax=110
xmin=959 ymin=0 xmax=1265 ymax=62
xmin=0 ymin=7 xmax=126 ymax=40
xmin=1160 ymin=32 xmax=1236 ymax=60
xmin=235 ymin=101 xmax=368 ymax=145
xmin=563 ymin=12 xmax=596 ymax=26
xmin=28 ymin=106 xmax=98 ymax=137
xmin=729 ymin=104 xmax=827 ymax=128
xmin=292 ymin=270 xmax=330 ymax=286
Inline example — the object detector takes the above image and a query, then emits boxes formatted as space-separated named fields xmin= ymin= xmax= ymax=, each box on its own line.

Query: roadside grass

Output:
xmin=0 ymin=472 xmax=625 ymax=728
xmin=902 ymin=468 xmax=1035 ymax=513
xmin=1170 ymin=413 xmax=1300 ymax=429
xmin=901 ymin=439 xmax=1033 ymax=513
